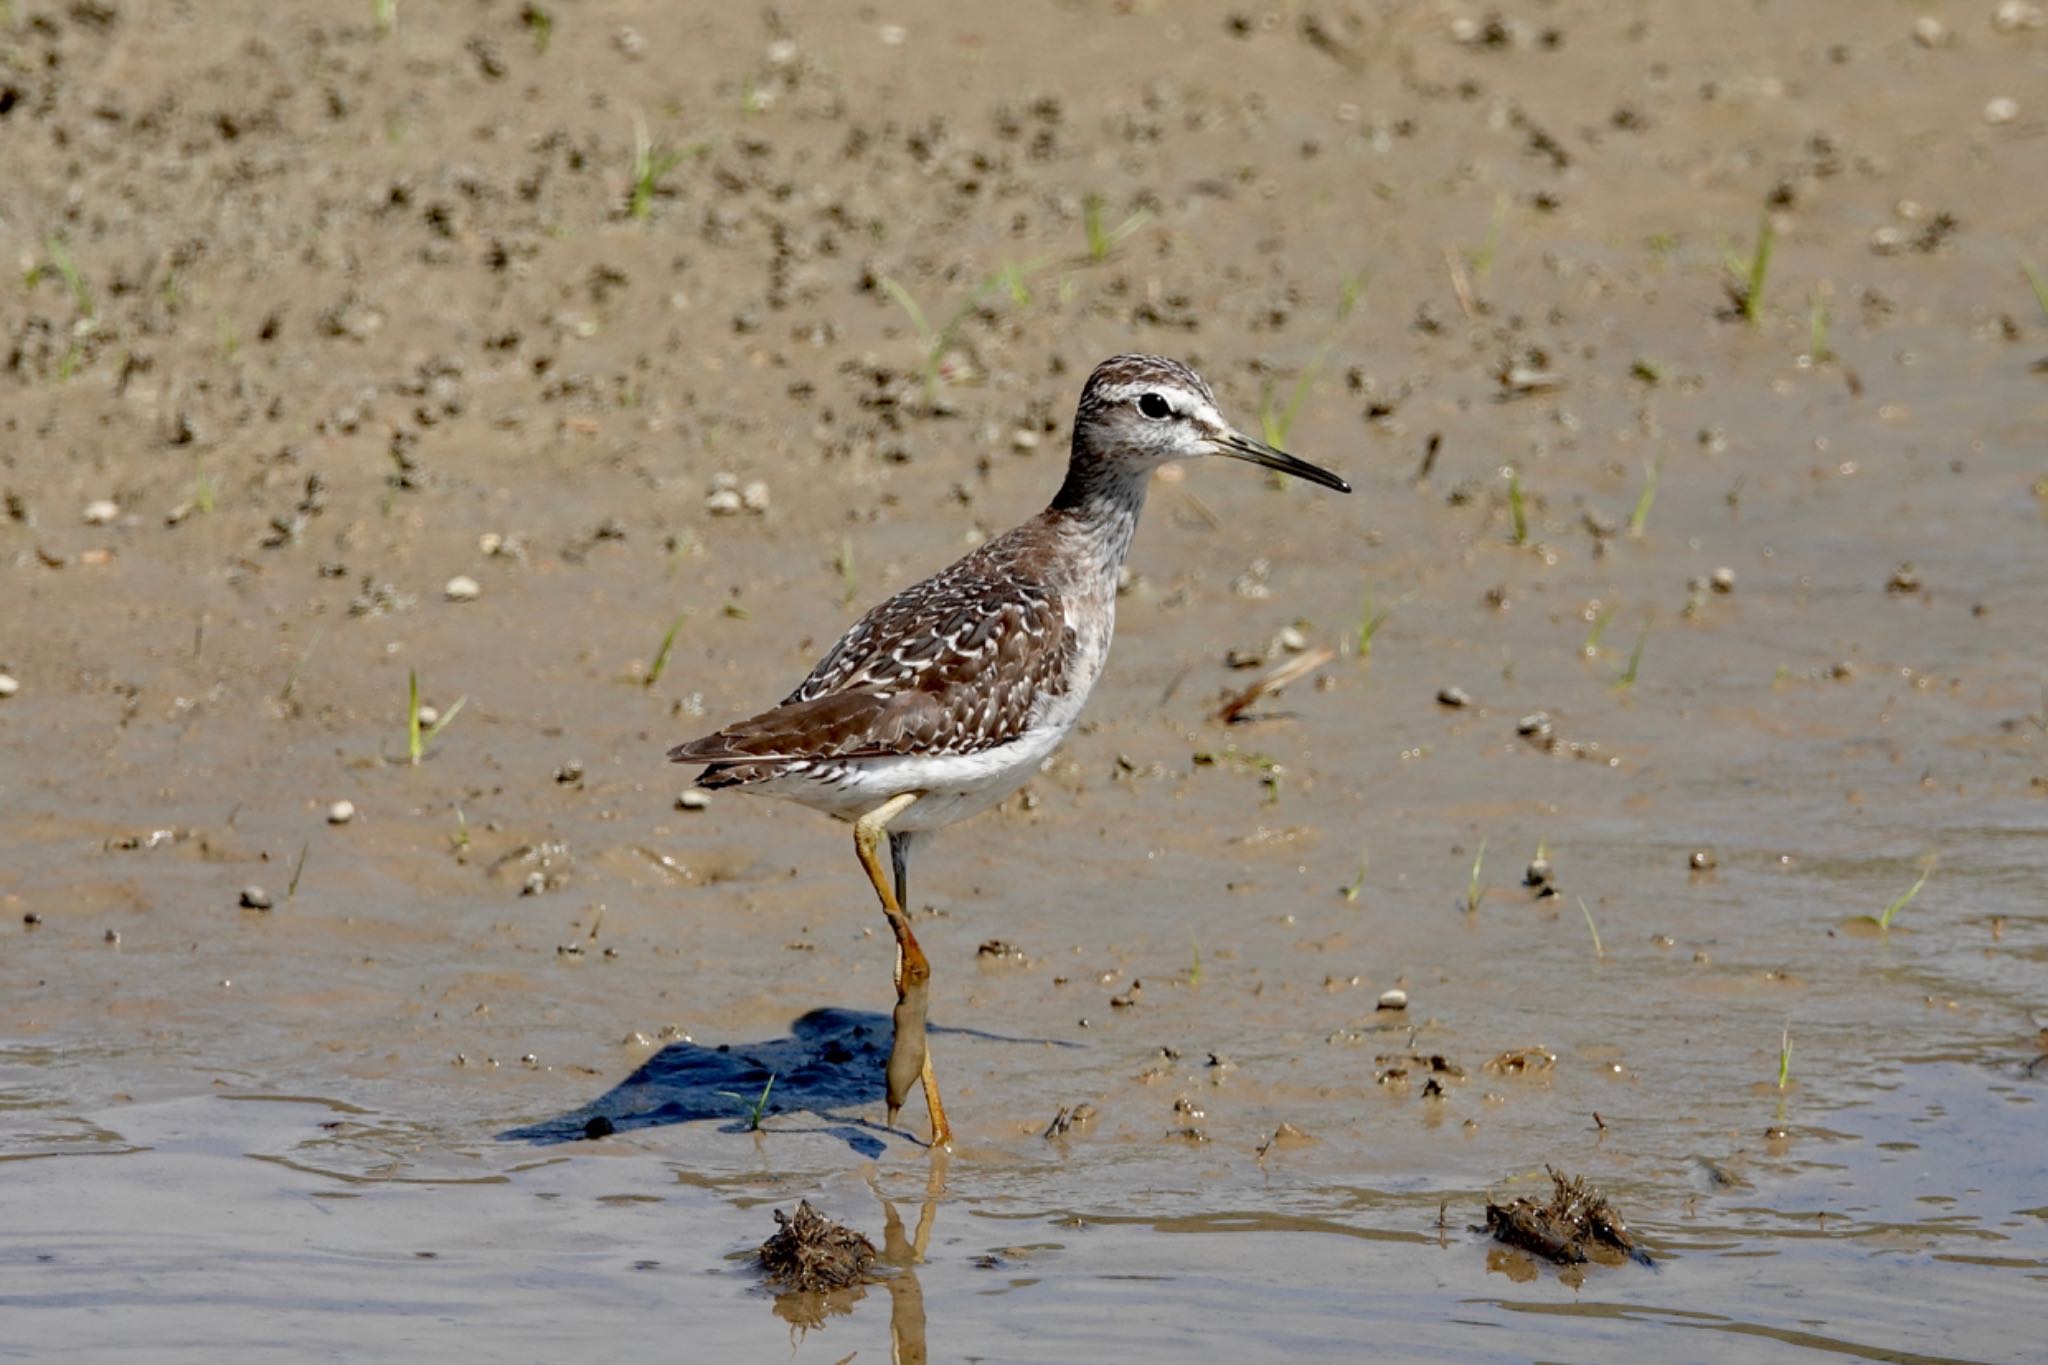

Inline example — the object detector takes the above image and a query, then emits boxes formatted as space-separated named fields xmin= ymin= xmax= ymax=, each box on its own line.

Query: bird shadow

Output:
xmin=499 ymin=1007 xmax=1078 ymax=1158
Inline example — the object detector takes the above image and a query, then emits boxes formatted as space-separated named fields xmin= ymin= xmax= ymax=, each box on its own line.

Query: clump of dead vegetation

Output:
xmin=1483 ymin=1168 xmax=1652 ymax=1268
xmin=756 ymin=1200 xmax=877 ymax=1292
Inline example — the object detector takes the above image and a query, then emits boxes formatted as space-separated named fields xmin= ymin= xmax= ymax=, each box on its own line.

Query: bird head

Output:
xmin=1069 ymin=353 xmax=1352 ymax=494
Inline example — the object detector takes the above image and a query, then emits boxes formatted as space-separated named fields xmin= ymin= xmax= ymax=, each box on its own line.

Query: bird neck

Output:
xmin=1047 ymin=455 xmax=1151 ymax=575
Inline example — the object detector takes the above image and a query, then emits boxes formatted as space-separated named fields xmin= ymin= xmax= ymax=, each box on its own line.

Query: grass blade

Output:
xmin=1628 ymin=457 xmax=1661 ymax=537
xmin=407 ymin=669 xmax=422 ymax=765
xmin=644 ymin=612 xmax=687 ymax=689
xmin=2021 ymin=255 xmax=2048 ymax=324
xmin=1878 ymin=857 xmax=1935 ymax=930
xmin=1465 ymin=837 xmax=1487 ymax=913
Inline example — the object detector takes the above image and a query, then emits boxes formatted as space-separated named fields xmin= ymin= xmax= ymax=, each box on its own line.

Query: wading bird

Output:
xmin=670 ymin=354 xmax=1350 ymax=1147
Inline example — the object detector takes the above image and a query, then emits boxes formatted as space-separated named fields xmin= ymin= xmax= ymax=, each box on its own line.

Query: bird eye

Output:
xmin=1137 ymin=393 xmax=1173 ymax=420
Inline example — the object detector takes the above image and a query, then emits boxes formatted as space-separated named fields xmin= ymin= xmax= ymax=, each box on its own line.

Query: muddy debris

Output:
xmin=1484 ymin=1168 xmax=1651 ymax=1269
xmin=1043 ymin=1102 xmax=1097 ymax=1139
xmin=1484 ymin=1047 xmax=1558 ymax=1076
xmin=975 ymin=938 xmax=1027 ymax=965
xmin=756 ymin=1201 xmax=876 ymax=1293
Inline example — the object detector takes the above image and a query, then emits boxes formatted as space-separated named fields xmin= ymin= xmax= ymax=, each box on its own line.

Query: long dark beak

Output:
xmin=1214 ymin=430 xmax=1352 ymax=494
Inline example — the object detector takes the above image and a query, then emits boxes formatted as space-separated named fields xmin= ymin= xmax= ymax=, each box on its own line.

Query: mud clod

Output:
xmin=757 ymin=1201 xmax=877 ymax=1292
xmin=1484 ymin=1168 xmax=1651 ymax=1268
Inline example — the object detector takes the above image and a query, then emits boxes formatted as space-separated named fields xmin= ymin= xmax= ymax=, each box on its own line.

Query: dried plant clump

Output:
xmin=1484 ymin=1167 xmax=1651 ymax=1267
xmin=757 ymin=1201 xmax=877 ymax=1292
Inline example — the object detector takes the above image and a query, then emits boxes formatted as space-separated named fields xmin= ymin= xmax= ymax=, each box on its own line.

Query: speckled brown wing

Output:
xmin=667 ymin=543 xmax=1077 ymax=785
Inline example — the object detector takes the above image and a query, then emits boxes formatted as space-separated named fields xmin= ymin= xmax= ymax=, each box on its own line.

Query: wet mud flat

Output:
xmin=4 ymin=0 xmax=2048 ymax=1359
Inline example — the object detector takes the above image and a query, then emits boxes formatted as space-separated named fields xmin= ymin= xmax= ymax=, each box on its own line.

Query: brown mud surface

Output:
xmin=4 ymin=0 xmax=2047 ymax=1358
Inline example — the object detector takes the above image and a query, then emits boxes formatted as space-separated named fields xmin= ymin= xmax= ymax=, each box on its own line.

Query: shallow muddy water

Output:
xmin=4 ymin=0 xmax=2047 ymax=1359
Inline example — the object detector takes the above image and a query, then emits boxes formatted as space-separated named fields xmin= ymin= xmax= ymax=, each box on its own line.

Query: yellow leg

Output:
xmin=854 ymin=793 xmax=952 ymax=1149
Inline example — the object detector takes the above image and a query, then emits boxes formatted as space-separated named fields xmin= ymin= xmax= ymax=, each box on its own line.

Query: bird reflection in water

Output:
xmin=767 ymin=1159 xmax=944 ymax=1364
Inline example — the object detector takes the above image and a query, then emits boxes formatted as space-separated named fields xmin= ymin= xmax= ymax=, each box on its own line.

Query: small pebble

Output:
xmin=675 ymin=789 xmax=711 ymax=811
xmin=1516 ymin=710 xmax=1552 ymax=739
xmin=705 ymin=488 xmax=743 ymax=516
xmin=1010 ymin=429 xmax=1040 ymax=453
xmin=416 ymin=704 xmax=440 ymax=728
xmin=239 ymin=885 xmax=273 ymax=911
xmin=1276 ymin=625 xmax=1308 ymax=653
xmin=444 ymin=574 xmax=482 ymax=602
xmin=556 ymin=759 xmax=585 ymax=784
xmin=478 ymin=532 xmax=504 ymax=556
xmin=1887 ymin=562 xmax=1922 ymax=594
xmin=1377 ymin=987 xmax=1409 ymax=1011
xmin=1710 ymin=566 xmax=1736 ymax=594
xmin=1690 ymin=849 xmax=1717 ymax=871
xmin=1525 ymin=856 xmax=1554 ymax=889
xmin=82 ymin=499 xmax=118 ymax=525
xmin=1994 ymin=1 xmax=2045 ymax=33
xmin=104 ymin=929 xmax=120 ymax=944
xmin=23 ymin=911 xmax=43 ymax=926
xmin=0 ymin=673 xmax=19 ymax=699
xmin=1911 ymin=15 xmax=1950 ymax=46
xmin=1436 ymin=685 xmax=1473 ymax=708
xmin=740 ymin=480 xmax=771 ymax=513
xmin=327 ymin=799 xmax=357 ymax=825
xmin=1984 ymin=96 xmax=2019 ymax=125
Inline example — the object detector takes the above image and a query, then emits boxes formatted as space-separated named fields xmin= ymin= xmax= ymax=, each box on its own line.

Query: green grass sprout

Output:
xmin=2021 ymin=255 xmax=2048 ymax=324
xmin=1726 ymin=209 xmax=1775 ymax=323
xmin=43 ymin=235 xmax=93 ymax=318
xmin=1466 ymin=192 xmax=1511 ymax=284
xmin=1777 ymin=1022 xmax=1793 ymax=1090
xmin=1465 ymin=837 xmax=1487 ymax=913
xmin=521 ymin=3 xmax=552 ymax=53
xmin=1342 ymin=849 xmax=1369 ymax=903
xmin=879 ymin=264 xmax=1044 ymax=405
xmin=1807 ymin=294 xmax=1833 ymax=363
xmin=1337 ymin=267 xmax=1372 ymax=322
xmin=1615 ymin=627 xmax=1648 ymax=691
xmin=1578 ymin=897 xmax=1605 ymax=960
xmin=1258 ymin=346 xmax=1329 ymax=455
xmin=1628 ymin=457 xmax=1662 ymax=537
xmin=1082 ymin=194 xmax=1150 ymax=262
xmin=628 ymin=116 xmax=700 ymax=221
xmin=191 ymin=453 xmax=216 ymax=515
xmin=717 ymin=1073 xmax=776 ymax=1131
xmin=279 ymin=627 xmax=324 ymax=704
xmin=1878 ymin=857 xmax=1936 ymax=930
xmin=1356 ymin=591 xmax=1388 ymax=658
xmin=1582 ymin=606 xmax=1614 ymax=658
xmin=406 ymin=670 xmax=467 ymax=765
xmin=644 ymin=612 xmax=687 ymax=689
xmin=1189 ymin=931 xmax=1203 ymax=987
xmin=1506 ymin=467 xmax=1528 ymax=546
